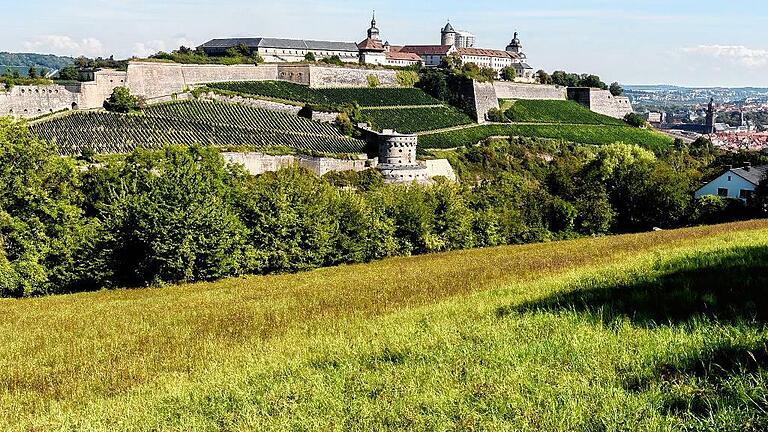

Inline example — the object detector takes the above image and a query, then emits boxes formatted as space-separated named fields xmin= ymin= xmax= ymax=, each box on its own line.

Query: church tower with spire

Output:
xmin=367 ymin=11 xmax=381 ymax=41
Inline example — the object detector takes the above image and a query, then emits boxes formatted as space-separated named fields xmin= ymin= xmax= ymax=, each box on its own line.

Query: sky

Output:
xmin=4 ymin=0 xmax=768 ymax=87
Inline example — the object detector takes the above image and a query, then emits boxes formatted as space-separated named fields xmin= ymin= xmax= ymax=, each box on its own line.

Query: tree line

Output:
xmin=1 ymin=119 xmax=765 ymax=297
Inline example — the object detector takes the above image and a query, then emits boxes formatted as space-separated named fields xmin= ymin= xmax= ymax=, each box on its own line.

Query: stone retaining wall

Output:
xmin=493 ymin=82 xmax=567 ymax=100
xmin=221 ymin=152 xmax=371 ymax=177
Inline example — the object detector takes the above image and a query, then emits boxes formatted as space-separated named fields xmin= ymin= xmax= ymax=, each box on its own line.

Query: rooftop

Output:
xmin=731 ymin=164 xmax=768 ymax=186
xmin=198 ymin=38 xmax=359 ymax=52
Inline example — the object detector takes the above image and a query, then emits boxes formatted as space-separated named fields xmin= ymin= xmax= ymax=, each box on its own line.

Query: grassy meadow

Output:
xmin=2 ymin=220 xmax=768 ymax=431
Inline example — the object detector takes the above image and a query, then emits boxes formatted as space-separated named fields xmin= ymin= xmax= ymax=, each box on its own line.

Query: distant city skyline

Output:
xmin=4 ymin=0 xmax=768 ymax=87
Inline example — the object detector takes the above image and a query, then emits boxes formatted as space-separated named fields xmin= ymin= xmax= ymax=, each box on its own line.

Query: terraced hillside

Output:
xmin=205 ymin=80 xmax=474 ymax=134
xmin=420 ymin=123 xmax=674 ymax=152
xmin=31 ymin=100 xmax=366 ymax=156
xmin=502 ymin=99 xmax=628 ymax=126
xmin=362 ymin=106 xmax=473 ymax=133
xmin=207 ymin=81 xmax=442 ymax=107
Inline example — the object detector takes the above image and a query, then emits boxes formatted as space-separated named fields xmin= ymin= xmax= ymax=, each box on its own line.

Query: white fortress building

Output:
xmin=440 ymin=22 xmax=477 ymax=48
xmin=197 ymin=15 xmax=535 ymax=79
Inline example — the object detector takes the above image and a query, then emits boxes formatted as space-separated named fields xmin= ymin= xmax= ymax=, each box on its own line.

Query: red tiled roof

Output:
xmin=399 ymin=45 xmax=454 ymax=56
xmin=358 ymin=38 xmax=385 ymax=51
xmin=386 ymin=51 xmax=422 ymax=61
xmin=388 ymin=45 xmax=404 ymax=52
xmin=457 ymin=47 xmax=513 ymax=58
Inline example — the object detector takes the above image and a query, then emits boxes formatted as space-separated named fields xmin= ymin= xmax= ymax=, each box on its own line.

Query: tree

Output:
xmin=28 ymin=67 xmax=37 ymax=79
xmin=58 ymin=66 xmax=80 ymax=81
xmin=0 ymin=119 xmax=96 ymax=297
xmin=103 ymin=87 xmax=143 ymax=113
xmin=335 ymin=112 xmax=354 ymax=136
xmin=304 ymin=52 xmax=316 ymax=62
xmin=486 ymin=108 xmax=508 ymax=123
xmin=500 ymin=66 xmax=517 ymax=82
xmin=98 ymin=145 xmax=251 ymax=286
xmin=440 ymin=52 xmax=463 ymax=70
xmin=624 ymin=113 xmax=646 ymax=128
xmin=297 ymin=104 xmax=313 ymax=120
xmin=609 ymin=82 xmax=624 ymax=96
xmin=322 ymin=55 xmax=344 ymax=66
xmin=537 ymin=70 xmax=552 ymax=85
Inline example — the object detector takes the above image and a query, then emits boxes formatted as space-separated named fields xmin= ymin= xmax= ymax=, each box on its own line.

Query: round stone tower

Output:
xmin=376 ymin=130 xmax=428 ymax=183
xmin=441 ymin=22 xmax=456 ymax=46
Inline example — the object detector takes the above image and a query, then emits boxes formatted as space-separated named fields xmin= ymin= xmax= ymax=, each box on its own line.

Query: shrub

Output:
xmin=335 ymin=112 xmax=353 ymax=136
xmin=396 ymin=70 xmax=419 ymax=87
xmin=367 ymin=75 xmax=381 ymax=88
xmin=500 ymin=66 xmax=517 ymax=82
xmin=624 ymin=112 xmax=647 ymax=128
xmin=322 ymin=55 xmax=344 ymax=66
xmin=297 ymin=104 xmax=313 ymax=119
xmin=487 ymin=108 xmax=508 ymax=123
xmin=103 ymin=87 xmax=144 ymax=113
xmin=304 ymin=52 xmax=316 ymax=62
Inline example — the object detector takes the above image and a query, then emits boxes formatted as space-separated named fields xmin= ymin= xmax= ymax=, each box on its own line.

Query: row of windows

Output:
xmin=717 ymin=188 xmax=754 ymax=199
xmin=19 ymin=88 xmax=62 ymax=94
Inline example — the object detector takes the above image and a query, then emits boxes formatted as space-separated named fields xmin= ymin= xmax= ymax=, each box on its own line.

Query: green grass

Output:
xmin=502 ymin=99 xmax=628 ymax=126
xmin=362 ymin=106 xmax=473 ymax=133
xmin=1 ymin=220 xmax=768 ymax=430
xmin=206 ymin=81 xmax=443 ymax=108
xmin=420 ymin=123 xmax=675 ymax=152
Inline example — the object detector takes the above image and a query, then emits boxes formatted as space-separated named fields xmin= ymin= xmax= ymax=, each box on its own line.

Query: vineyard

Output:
xmin=361 ymin=106 xmax=473 ymax=133
xmin=31 ymin=100 xmax=366 ymax=155
xmin=502 ymin=100 xmax=628 ymax=126
xmin=206 ymin=81 xmax=443 ymax=108
xmin=419 ymin=123 xmax=675 ymax=152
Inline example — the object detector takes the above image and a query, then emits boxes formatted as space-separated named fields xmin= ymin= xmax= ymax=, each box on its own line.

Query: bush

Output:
xmin=396 ymin=70 xmax=419 ymax=87
xmin=624 ymin=113 xmax=647 ymax=128
xmin=335 ymin=112 xmax=353 ymax=136
xmin=103 ymin=87 xmax=144 ymax=113
xmin=322 ymin=55 xmax=344 ymax=66
xmin=500 ymin=66 xmax=517 ymax=82
xmin=99 ymin=145 xmax=252 ymax=286
xmin=304 ymin=52 xmax=316 ymax=62
xmin=367 ymin=75 xmax=381 ymax=88
xmin=487 ymin=108 xmax=508 ymax=123
xmin=297 ymin=104 xmax=313 ymax=119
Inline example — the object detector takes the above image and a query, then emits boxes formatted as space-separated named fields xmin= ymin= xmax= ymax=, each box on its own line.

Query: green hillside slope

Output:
xmin=502 ymin=99 xmax=628 ymax=126
xmin=207 ymin=81 xmax=443 ymax=107
xmin=420 ymin=123 xmax=674 ymax=152
xmin=30 ymin=100 xmax=366 ymax=155
xmin=1 ymin=220 xmax=767 ymax=430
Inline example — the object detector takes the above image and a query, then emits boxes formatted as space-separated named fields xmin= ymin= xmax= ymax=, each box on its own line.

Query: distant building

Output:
xmin=441 ymin=22 xmax=477 ymax=48
xmin=197 ymin=38 xmax=360 ymax=63
xmin=647 ymin=111 xmax=665 ymax=125
xmin=358 ymin=13 xmax=423 ymax=67
xmin=400 ymin=25 xmax=534 ymax=80
xmin=695 ymin=163 xmax=768 ymax=201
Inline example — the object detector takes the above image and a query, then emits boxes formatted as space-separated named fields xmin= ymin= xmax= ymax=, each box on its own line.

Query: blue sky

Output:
xmin=5 ymin=0 xmax=768 ymax=87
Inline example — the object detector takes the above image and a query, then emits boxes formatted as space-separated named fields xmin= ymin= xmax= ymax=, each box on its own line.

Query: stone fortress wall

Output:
xmin=221 ymin=152 xmax=371 ymax=177
xmin=470 ymin=81 xmax=501 ymax=123
xmin=1 ymin=62 xmax=401 ymax=118
xmin=566 ymin=87 xmax=633 ymax=119
xmin=0 ymin=84 xmax=81 ymax=117
xmin=493 ymin=82 xmax=567 ymax=100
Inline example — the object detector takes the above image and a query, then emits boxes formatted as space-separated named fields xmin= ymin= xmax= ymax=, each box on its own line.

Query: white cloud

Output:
xmin=131 ymin=38 xmax=196 ymax=57
xmin=23 ymin=35 xmax=105 ymax=57
xmin=682 ymin=45 xmax=768 ymax=68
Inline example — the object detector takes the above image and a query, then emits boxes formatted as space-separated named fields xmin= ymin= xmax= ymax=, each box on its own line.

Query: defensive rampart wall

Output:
xmin=493 ymin=82 xmax=567 ymax=100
